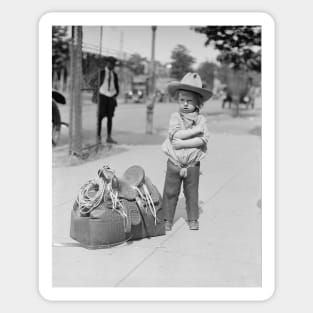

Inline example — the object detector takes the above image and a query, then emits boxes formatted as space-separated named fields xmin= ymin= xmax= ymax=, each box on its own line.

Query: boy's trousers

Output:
xmin=162 ymin=159 xmax=200 ymax=223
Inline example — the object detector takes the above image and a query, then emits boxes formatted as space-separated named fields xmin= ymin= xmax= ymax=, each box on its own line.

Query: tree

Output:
xmin=196 ymin=61 xmax=218 ymax=90
xmin=126 ymin=53 xmax=147 ymax=75
xmin=69 ymin=26 xmax=83 ymax=157
xmin=170 ymin=44 xmax=195 ymax=80
xmin=146 ymin=26 xmax=157 ymax=134
xmin=52 ymin=26 xmax=70 ymax=80
xmin=193 ymin=26 xmax=261 ymax=72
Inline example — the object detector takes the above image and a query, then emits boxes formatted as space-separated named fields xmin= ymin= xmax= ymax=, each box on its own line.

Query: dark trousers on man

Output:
xmin=97 ymin=115 xmax=112 ymax=138
xmin=162 ymin=159 xmax=200 ymax=223
xmin=97 ymin=94 xmax=117 ymax=139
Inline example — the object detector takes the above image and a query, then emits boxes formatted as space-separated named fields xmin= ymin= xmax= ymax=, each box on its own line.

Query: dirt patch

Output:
xmin=53 ymin=143 xmax=128 ymax=168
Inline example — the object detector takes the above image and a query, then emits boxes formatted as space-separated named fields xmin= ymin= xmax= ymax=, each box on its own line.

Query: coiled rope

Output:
xmin=77 ymin=165 xmax=158 ymax=229
xmin=77 ymin=165 xmax=129 ymax=232
xmin=78 ymin=177 xmax=106 ymax=215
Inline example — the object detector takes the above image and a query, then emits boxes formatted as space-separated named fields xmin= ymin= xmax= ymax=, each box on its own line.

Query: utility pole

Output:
xmin=69 ymin=26 xmax=83 ymax=156
xmin=99 ymin=26 xmax=103 ymax=56
xmin=96 ymin=26 xmax=103 ymax=145
xmin=119 ymin=30 xmax=124 ymax=57
xmin=146 ymin=25 xmax=157 ymax=134
xmin=150 ymin=26 xmax=157 ymax=95
xmin=119 ymin=31 xmax=125 ymax=95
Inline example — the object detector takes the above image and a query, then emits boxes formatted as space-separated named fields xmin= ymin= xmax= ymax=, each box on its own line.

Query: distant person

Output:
xmin=52 ymin=89 xmax=67 ymax=146
xmin=161 ymin=72 xmax=212 ymax=231
xmin=93 ymin=56 xmax=119 ymax=144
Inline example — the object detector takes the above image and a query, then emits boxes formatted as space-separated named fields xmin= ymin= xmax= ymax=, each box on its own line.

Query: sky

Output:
xmin=82 ymin=26 xmax=220 ymax=67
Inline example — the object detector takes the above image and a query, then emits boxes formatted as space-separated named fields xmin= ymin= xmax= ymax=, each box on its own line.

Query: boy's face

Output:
xmin=177 ymin=90 xmax=198 ymax=113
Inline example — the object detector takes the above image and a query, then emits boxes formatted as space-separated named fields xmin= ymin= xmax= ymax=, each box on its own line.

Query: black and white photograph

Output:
xmin=39 ymin=12 xmax=274 ymax=301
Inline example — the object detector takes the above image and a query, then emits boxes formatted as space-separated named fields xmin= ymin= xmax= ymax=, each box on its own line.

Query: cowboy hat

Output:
xmin=167 ymin=72 xmax=212 ymax=102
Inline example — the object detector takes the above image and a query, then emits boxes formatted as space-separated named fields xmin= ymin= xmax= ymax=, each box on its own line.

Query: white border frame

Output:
xmin=39 ymin=12 xmax=275 ymax=301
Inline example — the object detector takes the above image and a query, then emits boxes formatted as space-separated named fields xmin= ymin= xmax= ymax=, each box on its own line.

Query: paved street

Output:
xmin=52 ymin=95 xmax=262 ymax=287
xmin=54 ymin=92 xmax=261 ymax=147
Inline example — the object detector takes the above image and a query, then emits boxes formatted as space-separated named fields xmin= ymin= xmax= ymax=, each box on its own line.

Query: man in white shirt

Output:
xmin=96 ymin=56 xmax=119 ymax=144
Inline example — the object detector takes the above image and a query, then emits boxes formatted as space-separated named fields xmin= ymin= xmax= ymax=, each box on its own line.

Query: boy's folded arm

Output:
xmin=173 ymin=128 xmax=198 ymax=139
xmin=196 ymin=116 xmax=210 ymax=144
xmin=178 ymin=137 xmax=204 ymax=148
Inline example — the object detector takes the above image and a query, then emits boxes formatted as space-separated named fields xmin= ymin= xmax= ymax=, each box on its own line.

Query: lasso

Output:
xmin=77 ymin=177 xmax=106 ymax=215
xmin=77 ymin=165 xmax=129 ymax=232
xmin=77 ymin=165 xmax=157 ymax=229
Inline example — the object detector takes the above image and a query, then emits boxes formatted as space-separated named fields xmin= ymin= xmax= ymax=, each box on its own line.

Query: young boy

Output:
xmin=162 ymin=72 xmax=212 ymax=231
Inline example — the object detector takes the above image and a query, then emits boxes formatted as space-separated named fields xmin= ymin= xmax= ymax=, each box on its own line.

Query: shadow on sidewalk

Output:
xmin=94 ymin=129 xmax=167 ymax=146
xmin=173 ymin=198 xmax=204 ymax=225
xmin=53 ymin=144 xmax=128 ymax=168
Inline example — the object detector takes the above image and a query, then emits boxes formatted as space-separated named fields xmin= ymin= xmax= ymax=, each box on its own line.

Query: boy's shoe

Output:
xmin=97 ymin=136 xmax=102 ymax=144
xmin=106 ymin=137 xmax=118 ymax=144
xmin=189 ymin=220 xmax=199 ymax=230
xmin=165 ymin=221 xmax=173 ymax=231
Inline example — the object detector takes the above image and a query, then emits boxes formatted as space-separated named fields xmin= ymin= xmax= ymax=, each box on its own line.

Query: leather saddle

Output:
xmin=121 ymin=165 xmax=160 ymax=203
xmin=71 ymin=164 xmax=165 ymax=248
xmin=97 ymin=165 xmax=159 ymax=202
xmin=92 ymin=165 xmax=161 ymax=226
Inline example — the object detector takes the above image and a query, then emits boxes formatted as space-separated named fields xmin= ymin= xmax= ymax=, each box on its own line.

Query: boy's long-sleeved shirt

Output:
xmin=162 ymin=112 xmax=210 ymax=168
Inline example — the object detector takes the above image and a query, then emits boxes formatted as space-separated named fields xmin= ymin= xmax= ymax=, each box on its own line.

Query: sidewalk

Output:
xmin=53 ymin=132 xmax=261 ymax=287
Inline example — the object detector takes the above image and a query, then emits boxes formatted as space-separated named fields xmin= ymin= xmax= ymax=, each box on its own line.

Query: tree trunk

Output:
xmin=226 ymin=69 xmax=249 ymax=117
xmin=60 ymin=68 xmax=65 ymax=92
xmin=232 ymin=94 xmax=240 ymax=117
xmin=146 ymin=26 xmax=157 ymax=134
xmin=53 ymin=71 xmax=59 ymax=90
xmin=146 ymin=93 xmax=157 ymax=134
xmin=69 ymin=26 xmax=83 ymax=156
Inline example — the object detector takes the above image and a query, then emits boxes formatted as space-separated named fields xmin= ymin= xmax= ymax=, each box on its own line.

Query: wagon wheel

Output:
xmin=52 ymin=124 xmax=61 ymax=146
